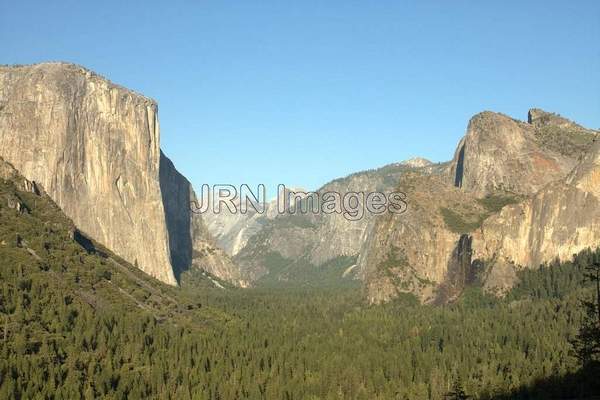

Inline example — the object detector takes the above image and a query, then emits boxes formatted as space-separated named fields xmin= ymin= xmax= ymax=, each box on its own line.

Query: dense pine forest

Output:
xmin=1 ymin=171 xmax=599 ymax=399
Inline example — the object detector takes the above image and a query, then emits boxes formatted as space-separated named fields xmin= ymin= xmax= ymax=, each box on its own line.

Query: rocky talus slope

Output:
xmin=0 ymin=63 xmax=237 ymax=286
xmin=361 ymin=109 xmax=599 ymax=303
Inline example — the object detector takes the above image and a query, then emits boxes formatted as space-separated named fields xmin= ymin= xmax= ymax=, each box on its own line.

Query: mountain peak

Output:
xmin=0 ymin=62 xmax=157 ymax=105
xmin=401 ymin=157 xmax=433 ymax=168
xmin=527 ymin=108 xmax=576 ymax=127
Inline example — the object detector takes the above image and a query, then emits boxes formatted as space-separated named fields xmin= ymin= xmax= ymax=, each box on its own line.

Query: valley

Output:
xmin=0 ymin=62 xmax=598 ymax=399
xmin=1 ymin=160 xmax=598 ymax=398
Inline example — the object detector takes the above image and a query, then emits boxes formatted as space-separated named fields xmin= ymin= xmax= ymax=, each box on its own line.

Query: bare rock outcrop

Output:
xmin=203 ymin=188 xmax=289 ymax=257
xmin=0 ymin=63 xmax=237 ymax=286
xmin=446 ymin=111 xmax=586 ymax=197
xmin=358 ymin=172 xmax=484 ymax=304
xmin=0 ymin=63 xmax=176 ymax=284
xmin=0 ymin=156 xmax=42 ymax=195
xmin=362 ymin=108 xmax=599 ymax=303
xmin=473 ymin=140 xmax=600 ymax=294
xmin=159 ymin=151 xmax=246 ymax=286
xmin=401 ymin=157 xmax=433 ymax=168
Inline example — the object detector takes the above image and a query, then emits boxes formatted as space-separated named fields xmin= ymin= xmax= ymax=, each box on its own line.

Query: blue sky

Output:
xmin=2 ymin=1 xmax=599 ymax=194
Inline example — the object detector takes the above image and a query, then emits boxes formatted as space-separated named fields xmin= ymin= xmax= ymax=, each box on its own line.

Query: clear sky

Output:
xmin=2 ymin=1 xmax=599 ymax=194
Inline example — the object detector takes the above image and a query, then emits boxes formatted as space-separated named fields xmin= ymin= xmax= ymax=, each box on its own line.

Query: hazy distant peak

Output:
xmin=279 ymin=186 xmax=308 ymax=196
xmin=401 ymin=157 xmax=433 ymax=168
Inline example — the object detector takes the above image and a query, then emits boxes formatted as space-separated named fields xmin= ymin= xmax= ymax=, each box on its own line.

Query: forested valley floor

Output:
xmin=0 ymin=175 xmax=599 ymax=399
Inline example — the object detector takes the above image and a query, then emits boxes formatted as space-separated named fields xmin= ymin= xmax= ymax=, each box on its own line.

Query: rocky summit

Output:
xmin=0 ymin=63 xmax=238 ymax=286
xmin=361 ymin=109 xmax=599 ymax=303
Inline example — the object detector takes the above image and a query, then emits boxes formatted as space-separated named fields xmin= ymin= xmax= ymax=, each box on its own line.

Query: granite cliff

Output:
xmin=0 ymin=63 xmax=237 ymax=286
xmin=358 ymin=171 xmax=486 ymax=304
xmin=159 ymin=151 xmax=245 ymax=286
xmin=448 ymin=110 xmax=593 ymax=197
xmin=473 ymin=138 xmax=600 ymax=295
xmin=361 ymin=109 xmax=599 ymax=303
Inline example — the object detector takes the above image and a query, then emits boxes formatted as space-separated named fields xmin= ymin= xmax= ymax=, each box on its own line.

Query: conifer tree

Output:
xmin=572 ymin=258 xmax=600 ymax=365
xmin=445 ymin=377 xmax=471 ymax=400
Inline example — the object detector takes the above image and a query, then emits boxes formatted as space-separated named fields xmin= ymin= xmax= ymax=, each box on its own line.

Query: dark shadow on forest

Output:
xmin=481 ymin=363 xmax=600 ymax=400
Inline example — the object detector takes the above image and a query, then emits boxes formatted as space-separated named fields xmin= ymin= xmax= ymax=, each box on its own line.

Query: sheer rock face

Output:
xmin=458 ymin=109 xmax=599 ymax=295
xmin=0 ymin=63 xmax=176 ymax=284
xmin=203 ymin=191 xmax=286 ymax=257
xmin=0 ymin=63 xmax=238 ymax=286
xmin=204 ymin=208 xmax=265 ymax=257
xmin=159 ymin=151 xmax=247 ymax=286
xmin=159 ymin=151 xmax=193 ymax=278
xmin=473 ymin=140 xmax=600 ymax=295
xmin=358 ymin=173 xmax=484 ymax=304
xmin=362 ymin=109 xmax=599 ymax=303
xmin=446 ymin=111 xmax=582 ymax=197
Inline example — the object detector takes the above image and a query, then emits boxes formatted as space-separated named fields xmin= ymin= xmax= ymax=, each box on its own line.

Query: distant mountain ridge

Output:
xmin=205 ymin=158 xmax=437 ymax=284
